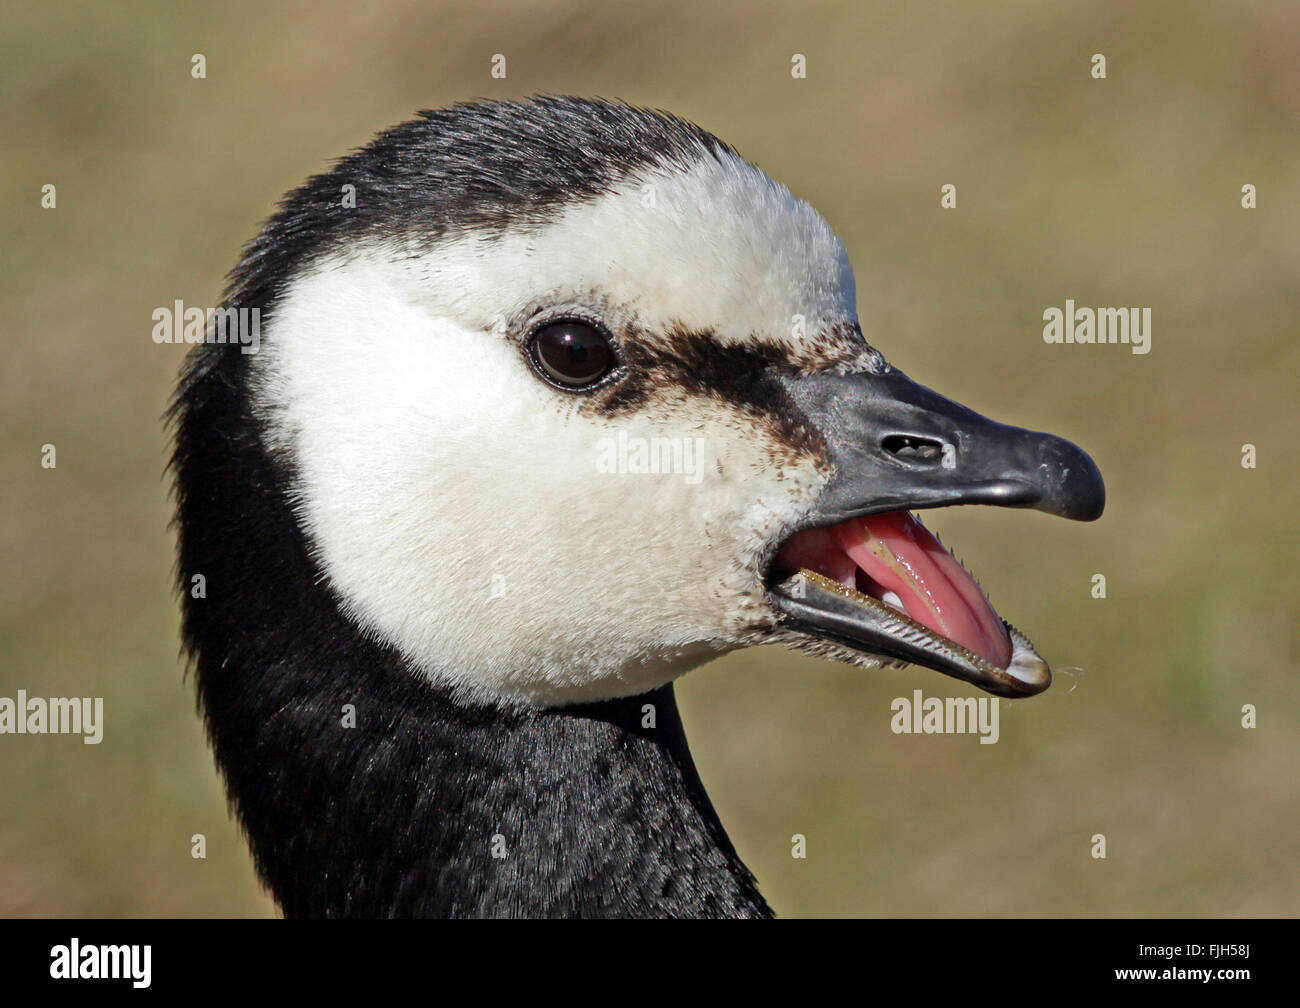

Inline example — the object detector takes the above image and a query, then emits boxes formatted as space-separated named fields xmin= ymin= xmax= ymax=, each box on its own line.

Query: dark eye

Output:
xmin=528 ymin=320 xmax=616 ymax=390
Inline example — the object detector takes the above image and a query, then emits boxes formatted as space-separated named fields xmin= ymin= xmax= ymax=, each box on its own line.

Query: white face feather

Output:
xmin=252 ymin=151 xmax=879 ymax=706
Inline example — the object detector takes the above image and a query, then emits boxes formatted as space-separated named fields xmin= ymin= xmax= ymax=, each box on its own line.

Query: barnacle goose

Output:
xmin=169 ymin=96 xmax=1104 ymax=918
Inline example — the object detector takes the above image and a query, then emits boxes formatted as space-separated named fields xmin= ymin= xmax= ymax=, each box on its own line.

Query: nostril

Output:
xmin=882 ymin=434 xmax=947 ymax=465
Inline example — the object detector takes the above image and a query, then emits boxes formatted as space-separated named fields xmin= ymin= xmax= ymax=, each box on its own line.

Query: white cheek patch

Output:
xmin=253 ymin=257 xmax=824 ymax=707
xmin=252 ymin=151 xmax=857 ymax=707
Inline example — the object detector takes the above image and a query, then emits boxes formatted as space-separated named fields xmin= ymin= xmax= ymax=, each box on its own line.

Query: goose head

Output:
xmin=240 ymin=96 xmax=1103 ymax=712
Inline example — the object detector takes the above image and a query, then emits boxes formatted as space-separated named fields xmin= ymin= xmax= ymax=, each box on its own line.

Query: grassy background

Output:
xmin=2 ymin=0 xmax=1296 ymax=916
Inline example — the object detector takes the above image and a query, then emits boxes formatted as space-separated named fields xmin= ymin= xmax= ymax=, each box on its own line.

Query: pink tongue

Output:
xmin=830 ymin=511 xmax=1011 ymax=669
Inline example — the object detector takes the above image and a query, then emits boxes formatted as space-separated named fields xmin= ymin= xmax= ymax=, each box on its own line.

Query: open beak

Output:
xmin=765 ymin=365 xmax=1104 ymax=698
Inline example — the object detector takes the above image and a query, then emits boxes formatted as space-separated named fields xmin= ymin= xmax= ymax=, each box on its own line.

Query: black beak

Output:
xmin=775 ymin=366 xmax=1105 ymax=527
xmin=765 ymin=363 xmax=1104 ymax=698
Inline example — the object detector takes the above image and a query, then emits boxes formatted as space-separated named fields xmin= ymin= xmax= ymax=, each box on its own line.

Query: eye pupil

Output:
xmin=530 ymin=321 xmax=615 ymax=389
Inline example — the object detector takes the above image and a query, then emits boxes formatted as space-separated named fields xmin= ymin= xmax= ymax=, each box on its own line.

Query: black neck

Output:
xmin=170 ymin=348 xmax=770 ymax=918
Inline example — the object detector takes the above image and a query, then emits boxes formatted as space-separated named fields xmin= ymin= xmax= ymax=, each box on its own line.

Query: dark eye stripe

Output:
xmin=529 ymin=321 xmax=615 ymax=390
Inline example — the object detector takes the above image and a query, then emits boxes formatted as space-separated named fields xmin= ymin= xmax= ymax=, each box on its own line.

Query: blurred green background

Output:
xmin=3 ymin=0 xmax=1296 ymax=917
